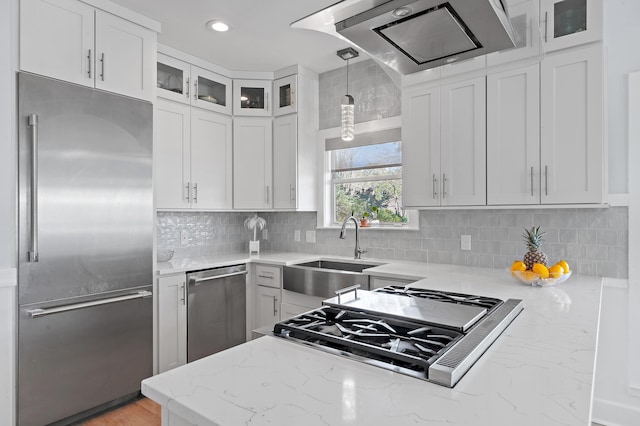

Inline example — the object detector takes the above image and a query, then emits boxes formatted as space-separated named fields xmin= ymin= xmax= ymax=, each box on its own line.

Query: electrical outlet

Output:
xmin=180 ymin=230 xmax=188 ymax=245
xmin=306 ymin=230 xmax=316 ymax=243
xmin=262 ymin=229 xmax=268 ymax=240
xmin=461 ymin=234 xmax=471 ymax=251
xmin=294 ymin=230 xmax=300 ymax=242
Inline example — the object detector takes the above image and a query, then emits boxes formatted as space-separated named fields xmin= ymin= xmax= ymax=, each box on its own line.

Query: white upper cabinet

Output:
xmin=273 ymin=114 xmax=297 ymax=209
xmin=273 ymin=75 xmax=297 ymax=116
xmin=539 ymin=0 xmax=603 ymax=52
xmin=156 ymin=54 xmax=232 ymax=115
xmin=487 ymin=64 xmax=541 ymax=205
xmin=233 ymin=118 xmax=273 ymax=209
xmin=94 ymin=10 xmax=155 ymax=100
xmin=402 ymin=77 xmax=486 ymax=207
xmin=402 ymin=85 xmax=441 ymax=208
xmin=20 ymin=0 xmax=94 ymax=88
xmin=155 ymin=100 xmax=191 ymax=209
xmin=233 ymin=79 xmax=272 ymax=116
xmin=540 ymin=44 xmax=603 ymax=204
xmin=190 ymin=109 xmax=233 ymax=209
xmin=20 ymin=0 xmax=156 ymax=101
xmin=439 ymin=77 xmax=486 ymax=206
xmin=486 ymin=1 xmax=544 ymax=67
xmin=191 ymin=66 xmax=232 ymax=115
xmin=155 ymin=99 xmax=233 ymax=210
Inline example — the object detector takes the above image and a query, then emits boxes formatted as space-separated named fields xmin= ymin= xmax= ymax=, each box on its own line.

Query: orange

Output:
xmin=510 ymin=260 xmax=526 ymax=272
xmin=523 ymin=270 xmax=538 ymax=281
xmin=557 ymin=260 xmax=570 ymax=274
xmin=532 ymin=263 xmax=549 ymax=279
xmin=548 ymin=264 xmax=564 ymax=278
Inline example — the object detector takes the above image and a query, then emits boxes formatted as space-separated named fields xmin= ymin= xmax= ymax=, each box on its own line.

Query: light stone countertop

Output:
xmin=143 ymin=259 xmax=603 ymax=426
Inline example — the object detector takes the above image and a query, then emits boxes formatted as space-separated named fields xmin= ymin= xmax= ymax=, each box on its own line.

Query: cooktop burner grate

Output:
xmin=274 ymin=306 xmax=463 ymax=377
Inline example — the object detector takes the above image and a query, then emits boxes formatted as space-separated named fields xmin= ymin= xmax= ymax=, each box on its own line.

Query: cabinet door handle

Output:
xmin=432 ymin=174 xmax=438 ymax=199
xmin=28 ymin=114 xmax=39 ymax=262
xmin=544 ymin=11 xmax=549 ymax=42
xmin=100 ymin=53 xmax=105 ymax=81
xmin=530 ymin=166 xmax=534 ymax=197
xmin=87 ymin=49 xmax=92 ymax=78
xmin=181 ymin=282 xmax=186 ymax=305
xmin=290 ymin=184 xmax=295 ymax=202
xmin=442 ymin=173 xmax=447 ymax=199
xmin=290 ymin=89 xmax=295 ymax=106
xmin=273 ymin=296 xmax=278 ymax=316
xmin=194 ymin=80 xmax=198 ymax=100
xmin=185 ymin=182 xmax=190 ymax=202
xmin=266 ymin=185 xmax=270 ymax=205
xmin=193 ymin=183 xmax=198 ymax=203
xmin=265 ymin=92 xmax=269 ymax=111
xmin=545 ymin=165 xmax=549 ymax=196
xmin=185 ymin=77 xmax=190 ymax=99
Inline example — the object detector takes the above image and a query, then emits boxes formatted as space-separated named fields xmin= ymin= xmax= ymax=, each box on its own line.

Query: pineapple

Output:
xmin=522 ymin=226 xmax=548 ymax=269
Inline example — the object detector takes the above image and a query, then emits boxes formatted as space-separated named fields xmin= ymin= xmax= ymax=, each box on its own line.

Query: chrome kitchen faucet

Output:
xmin=339 ymin=214 xmax=367 ymax=259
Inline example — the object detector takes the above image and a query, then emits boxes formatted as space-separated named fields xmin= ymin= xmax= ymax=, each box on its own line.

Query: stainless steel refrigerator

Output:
xmin=17 ymin=73 xmax=153 ymax=426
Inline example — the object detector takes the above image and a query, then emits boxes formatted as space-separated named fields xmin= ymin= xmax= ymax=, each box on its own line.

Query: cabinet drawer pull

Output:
xmin=258 ymin=274 xmax=273 ymax=279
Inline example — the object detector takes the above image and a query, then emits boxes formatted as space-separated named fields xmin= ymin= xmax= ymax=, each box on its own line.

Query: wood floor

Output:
xmin=81 ymin=397 xmax=160 ymax=425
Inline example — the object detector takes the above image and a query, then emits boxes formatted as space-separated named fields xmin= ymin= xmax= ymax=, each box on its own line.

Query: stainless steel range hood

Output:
xmin=293 ymin=0 xmax=522 ymax=75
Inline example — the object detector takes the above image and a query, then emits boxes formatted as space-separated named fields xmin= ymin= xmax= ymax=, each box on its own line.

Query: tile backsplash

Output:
xmin=157 ymin=207 xmax=628 ymax=279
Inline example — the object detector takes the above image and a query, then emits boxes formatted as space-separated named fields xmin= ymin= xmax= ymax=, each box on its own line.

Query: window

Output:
xmin=327 ymin=128 xmax=411 ymax=226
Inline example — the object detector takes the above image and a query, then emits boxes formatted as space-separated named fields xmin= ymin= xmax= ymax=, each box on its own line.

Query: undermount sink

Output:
xmin=292 ymin=260 xmax=379 ymax=273
xmin=283 ymin=260 xmax=384 ymax=298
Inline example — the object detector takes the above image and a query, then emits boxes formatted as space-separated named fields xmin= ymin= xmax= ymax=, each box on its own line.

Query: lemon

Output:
xmin=523 ymin=270 xmax=538 ymax=281
xmin=557 ymin=260 xmax=570 ymax=274
xmin=548 ymin=264 xmax=564 ymax=278
xmin=510 ymin=260 xmax=526 ymax=272
xmin=532 ymin=263 xmax=549 ymax=279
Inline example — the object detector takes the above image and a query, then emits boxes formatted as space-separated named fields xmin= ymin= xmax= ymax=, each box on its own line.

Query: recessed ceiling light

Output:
xmin=207 ymin=20 xmax=229 ymax=32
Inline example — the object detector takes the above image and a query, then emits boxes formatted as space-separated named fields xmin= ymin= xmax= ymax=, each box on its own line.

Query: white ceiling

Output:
xmin=110 ymin=0 xmax=369 ymax=74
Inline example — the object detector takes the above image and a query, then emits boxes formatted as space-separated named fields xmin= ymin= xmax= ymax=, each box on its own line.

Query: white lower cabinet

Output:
xmin=253 ymin=264 xmax=281 ymax=330
xmin=157 ymin=273 xmax=187 ymax=373
xmin=155 ymin=99 xmax=233 ymax=210
xmin=255 ymin=286 xmax=280 ymax=328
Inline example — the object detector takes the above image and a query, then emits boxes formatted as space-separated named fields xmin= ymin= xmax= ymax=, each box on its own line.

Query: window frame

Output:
xmin=317 ymin=116 xmax=418 ymax=229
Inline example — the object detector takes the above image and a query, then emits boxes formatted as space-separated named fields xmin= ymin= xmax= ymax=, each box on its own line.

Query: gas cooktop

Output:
xmin=273 ymin=286 xmax=523 ymax=387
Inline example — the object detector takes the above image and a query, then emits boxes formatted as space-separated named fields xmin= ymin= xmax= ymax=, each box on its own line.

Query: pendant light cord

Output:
xmin=346 ymin=58 xmax=349 ymax=94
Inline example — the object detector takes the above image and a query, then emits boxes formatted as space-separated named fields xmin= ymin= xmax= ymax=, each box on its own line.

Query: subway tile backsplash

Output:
xmin=157 ymin=207 xmax=628 ymax=279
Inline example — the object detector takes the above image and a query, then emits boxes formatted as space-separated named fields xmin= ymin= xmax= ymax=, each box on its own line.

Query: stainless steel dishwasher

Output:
xmin=187 ymin=264 xmax=247 ymax=363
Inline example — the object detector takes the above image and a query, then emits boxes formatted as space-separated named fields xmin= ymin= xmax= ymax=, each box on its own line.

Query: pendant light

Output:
xmin=337 ymin=48 xmax=359 ymax=141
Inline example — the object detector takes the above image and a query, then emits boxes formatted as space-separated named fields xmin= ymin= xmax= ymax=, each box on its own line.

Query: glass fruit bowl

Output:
xmin=508 ymin=269 xmax=572 ymax=287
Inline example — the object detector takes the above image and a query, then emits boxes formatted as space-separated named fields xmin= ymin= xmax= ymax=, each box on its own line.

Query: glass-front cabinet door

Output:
xmin=233 ymin=79 xmax=272 ymax=117
xmin=157 ymin=53 xmax=190 ymax=104
xmin=274 ymin=75 xmax=297 ymax=116
xmin=191 ymin=66 xmax=232 ymax=115
xmin=539 ymin=0 xmax=602 ymax=52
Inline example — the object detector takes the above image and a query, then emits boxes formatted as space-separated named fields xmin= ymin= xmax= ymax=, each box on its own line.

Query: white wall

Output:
xmin=0 ymin=0 xmax=17 ymax=423
xmin=605 ymin=0 xmax=640 ymax=194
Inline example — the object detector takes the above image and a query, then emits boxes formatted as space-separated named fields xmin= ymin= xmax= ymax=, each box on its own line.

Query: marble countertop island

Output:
xmin=144 ymin=260 xmax=603 ymax=426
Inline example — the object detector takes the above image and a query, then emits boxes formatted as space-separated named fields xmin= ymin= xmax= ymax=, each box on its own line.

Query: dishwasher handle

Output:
xmin=190 ymin=270 xmax=247 ymax=285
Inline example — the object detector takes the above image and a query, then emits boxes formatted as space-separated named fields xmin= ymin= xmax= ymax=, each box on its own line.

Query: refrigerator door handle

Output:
xmin=28 ymin=113 xmax=39 ymax=263
xmin=26 ymin=290 xmax=153 ymax=318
